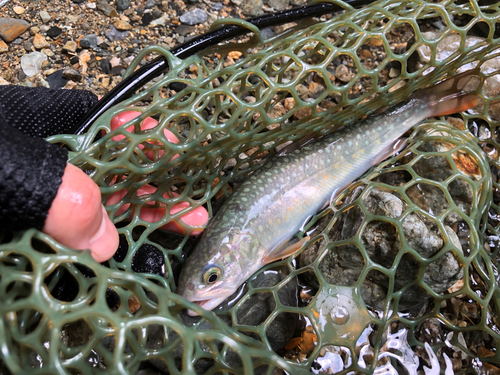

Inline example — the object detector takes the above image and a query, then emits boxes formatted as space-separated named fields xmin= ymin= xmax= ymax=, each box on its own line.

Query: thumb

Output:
xmin=43 ymin=163 xmax=119 ymax=262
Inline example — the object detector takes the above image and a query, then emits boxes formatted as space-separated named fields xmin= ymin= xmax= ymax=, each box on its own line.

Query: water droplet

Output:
xmin=331 ymin=306 xmax=349 ymax=325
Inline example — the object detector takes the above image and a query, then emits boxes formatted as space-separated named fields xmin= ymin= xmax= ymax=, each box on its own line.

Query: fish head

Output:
xmin=178 ymin=229 xmax=263 ymax=316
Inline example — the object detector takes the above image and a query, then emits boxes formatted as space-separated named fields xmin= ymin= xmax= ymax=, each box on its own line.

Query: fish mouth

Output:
xmin=187 ymin=297 xmax=226 ymax=316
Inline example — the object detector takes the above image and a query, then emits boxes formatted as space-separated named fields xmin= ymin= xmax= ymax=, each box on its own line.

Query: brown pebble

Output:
xmin=335 ymin=64 xmax=353 ymax=83
xmin=361 ymin=49 xmax=372 ymax=59
xmin=63 ymin=40 xmax=78 ymax=53
xmin=128 ymin=295 xmax=141 ymax=313
xmin=13 ymin=6 xmax=25 ymax=14
xmin=33 ymin=33 xmax=50 ymax=49
xmin=369 ymin=38 xmax=384 ymax=47
xmin=113 ymin=20 xmax=132 ymax=31
xmin=0 ymin=40 xmax=7 ymax=53
xmin=0 ymin=18 xmax=30 ymax=43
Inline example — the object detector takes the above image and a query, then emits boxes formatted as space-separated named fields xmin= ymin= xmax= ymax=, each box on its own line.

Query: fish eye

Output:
xmin=203 ymin=266 xmax=221 ymax=285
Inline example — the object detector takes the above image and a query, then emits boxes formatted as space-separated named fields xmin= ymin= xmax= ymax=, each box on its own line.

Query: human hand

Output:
xmin=0 ymin=86 xmax=118 ymax=262
xmin=106 ymin=111 xmax=209 ymax=236
xmin=43 ymin=163 xmax=119 ymax=263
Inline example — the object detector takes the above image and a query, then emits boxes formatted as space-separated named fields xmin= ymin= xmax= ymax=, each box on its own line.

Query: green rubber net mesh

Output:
xmin=2 ymin=0 xmax=500 ymax=373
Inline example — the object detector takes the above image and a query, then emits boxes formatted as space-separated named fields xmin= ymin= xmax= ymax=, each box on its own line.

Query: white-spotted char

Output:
xmin=177 ymin=70 xmax=481 ymax=315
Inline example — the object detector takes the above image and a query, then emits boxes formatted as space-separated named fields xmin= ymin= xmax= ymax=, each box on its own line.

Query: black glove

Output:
xmin=0 ymin=86 xmax=98 ymax=231
xmin=0 ymin=85 xmax=98 ymax=138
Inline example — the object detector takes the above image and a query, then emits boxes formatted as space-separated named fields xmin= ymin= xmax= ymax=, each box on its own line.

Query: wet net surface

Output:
xmin=1 ymin=0 xmax=500 ymax=373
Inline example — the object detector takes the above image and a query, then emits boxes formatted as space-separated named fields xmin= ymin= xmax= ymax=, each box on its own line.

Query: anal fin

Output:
xmin=263 ymin=236 xmax=310 ymax=264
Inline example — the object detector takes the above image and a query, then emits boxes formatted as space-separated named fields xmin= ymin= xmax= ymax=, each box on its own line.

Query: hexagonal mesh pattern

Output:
xmin=1 ymin=0 xmax=500 ymax=373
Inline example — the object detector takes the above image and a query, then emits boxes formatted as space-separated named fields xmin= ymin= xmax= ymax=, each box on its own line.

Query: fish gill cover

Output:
xmin=1 ymin=0 xmax=500 ymax=373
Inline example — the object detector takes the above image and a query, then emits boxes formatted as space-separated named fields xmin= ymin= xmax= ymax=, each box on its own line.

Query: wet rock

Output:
xmin=21 ymin=51 xmax=47 ymax=77
xmin=131 ymin=244 xmax=165 ymax=276
xmin=46 ymin=26 xmax=63 ymax=39
xmin=299 ymin=187 xmax=463 ymax=311
xmin=80 ymin=34 xmax=97 ymax=49
xmin=233 ymin=268 xmax=298 ymax=351
xmin=147 ymin=269 xmax=297 ymax=373
xmin=39 ymin=10 xmax=51 ymax=24
xmin=144 ymin=0 xmax=156 ymax=8
xmin=116 ymin=0 xmax=130 ymax=10
xmin=97 ymin=2 xmax=118 ymax=17
xmin=105 ymin=25 xmax=128 ymax=41
xmin=63 ymin=67 xmax=82 ymax=81
xmin=33 ymin=33 xmax=49 ymax=49
xmin=241 ymin=0 xmax=262 ymax=16
xmin=46 ymin=69 xmax=68 ymax=89
xmin=411 ymin=140 xmax=474 ymax=225
xmin=0 ymin=40 xmax=7 ymax=53
xmin=180 ymin=8 xmax=207 ymax=25
xmin=0 ymin=17 xmax=30 ymax=42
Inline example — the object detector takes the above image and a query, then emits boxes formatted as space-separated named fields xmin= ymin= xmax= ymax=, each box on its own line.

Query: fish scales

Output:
xmin=216 ymin=101 xmax=429 ymax=252
xmin=177 ymin=70 xmax=481 ymax=314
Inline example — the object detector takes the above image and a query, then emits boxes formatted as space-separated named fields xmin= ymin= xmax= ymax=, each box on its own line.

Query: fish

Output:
xmin=177 ymin=70 xmax=481 ymax=316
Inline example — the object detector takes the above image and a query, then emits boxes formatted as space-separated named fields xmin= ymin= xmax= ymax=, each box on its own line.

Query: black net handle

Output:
xmin=72 ymin=0 xmax=373 ymax=135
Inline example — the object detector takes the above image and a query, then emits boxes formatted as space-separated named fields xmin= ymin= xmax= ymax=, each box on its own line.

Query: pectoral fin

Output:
xmin=263 ymin=236 xmax=310 ymax=264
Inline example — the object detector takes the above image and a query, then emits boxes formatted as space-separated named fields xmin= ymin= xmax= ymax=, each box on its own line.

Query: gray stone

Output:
xmin=63 ymin=67 xmax=82 ymax=81
xmin=97 ymin=2 xmax=118 ymax=17
xmin=174 ymin=24 xmax=194 ymax=36
xmin=144 ymin=0 xmax=156 ymax=8
xmin=39 ymin=10 xmax=51 ymax=24
xmin=0 ymin=0 xmax=8 ymax=8
xmin=116 ymin=0 xmax=130 ymax=10
xmin=265 ymin=0 xmax=288 ymax=10
xmin=150 ymin=13 xmax=168 ymax=26
xmin=211 ymin=2 xmax=223 ymax=10
xmin=20 ymin=51 xmax=47 ymax=77
xmin=260 ymin=27 xmax=274 ymax=40
xmin=410 ymin=141 xmax=473 ymax=224
xmin=241 ymin=0 xmax=262 ymax=16
xmin=105 ymin=25 xmax=128 ymax=42
xmin=179 ymin=8 xmax=207 ymax=25
xmin=80 ymin=34 xmax=97 ymax=49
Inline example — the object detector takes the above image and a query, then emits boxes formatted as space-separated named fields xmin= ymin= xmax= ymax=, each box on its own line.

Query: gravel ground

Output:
xmin=0 ymin=0 xmax=311 ymax=95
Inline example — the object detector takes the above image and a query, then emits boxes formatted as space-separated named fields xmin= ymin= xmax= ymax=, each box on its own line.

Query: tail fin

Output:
xmin=412 ymin=69 xmax=482 ymax=117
